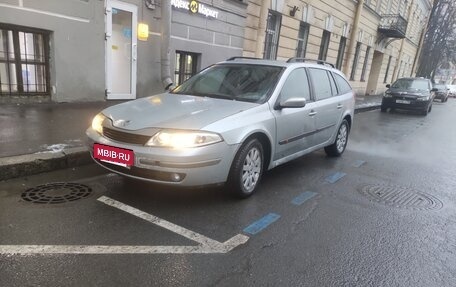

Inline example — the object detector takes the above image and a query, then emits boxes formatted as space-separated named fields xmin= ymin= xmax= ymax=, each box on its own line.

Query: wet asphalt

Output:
xmin=1 ymin=99 xmax=455 ymax=286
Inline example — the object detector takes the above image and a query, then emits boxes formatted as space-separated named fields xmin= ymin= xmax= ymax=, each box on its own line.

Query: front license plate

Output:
xmin=396 ymin=99 xmax=410 ymax=104
xmin=93 ymin=143 xmax=134 ymax=167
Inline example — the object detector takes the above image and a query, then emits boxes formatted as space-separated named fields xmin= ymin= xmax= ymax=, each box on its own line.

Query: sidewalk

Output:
xmin=0 ymin=95 xmax=382 ymax=180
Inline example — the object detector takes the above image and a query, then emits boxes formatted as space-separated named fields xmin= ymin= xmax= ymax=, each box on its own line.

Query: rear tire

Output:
xmin=380 ymin=106 xmax=387 ymax=112
xmin=325 ymin=119 xmax=349 ymax=157
xmin=228 ymin=138 xmax=264 ymax=199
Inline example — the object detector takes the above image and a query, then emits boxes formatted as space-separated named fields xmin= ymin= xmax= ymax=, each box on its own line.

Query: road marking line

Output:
xmin=243 ymin=213 xmax=281 ymax=235
xmin=97 ymin=196 xmax=227 ymax=249
xmin=291 ymin=191 xmax=317 ymax=206
xmin=352 ymin=160 xmax=366 ymax=168
xmin=325 ymin=172 xmax=347 ymax=184
xmin=0 ymin=245 xmax=238 ymax=255
xmin=0 ymin=196 xmax=249 ymax=255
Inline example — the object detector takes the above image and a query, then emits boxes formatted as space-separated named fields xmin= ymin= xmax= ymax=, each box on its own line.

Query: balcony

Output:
xmin=378 ymin=14 xmax=408 ymax=38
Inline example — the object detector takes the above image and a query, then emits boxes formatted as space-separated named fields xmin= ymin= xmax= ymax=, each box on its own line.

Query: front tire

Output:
xmin=325 ymin=119 xmax=349 ymax=157
xmin=228 ymin=139 xmax=264 ymax=199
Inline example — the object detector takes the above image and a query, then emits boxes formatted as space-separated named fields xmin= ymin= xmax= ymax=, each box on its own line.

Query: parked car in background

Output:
xmin=87 ymin=57 xmax=355 ymax=198
xmin=381 ymin=77 xmax=437 ymax=116
xmin=433 ymin=84 xmax=449 ymax=102
xmin=447 ymin=85 xmax=456 ymax=98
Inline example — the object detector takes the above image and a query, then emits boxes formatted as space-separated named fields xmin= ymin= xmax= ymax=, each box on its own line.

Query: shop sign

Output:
xmin=171 ymin=0 xmax=219 ymax=19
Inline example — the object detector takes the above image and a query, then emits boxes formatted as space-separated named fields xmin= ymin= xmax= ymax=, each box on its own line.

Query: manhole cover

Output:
xmin=22 ymin=182 xmax=92 ymax=204
xmin=359 ymin=184 xmax=443 ymax=210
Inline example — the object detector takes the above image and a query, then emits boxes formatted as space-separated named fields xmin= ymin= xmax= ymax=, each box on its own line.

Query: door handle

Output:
xmin=309 ymin=111 xmax=317 ymax=116
xmin=337 ymin=104 xmax=343 ymax=109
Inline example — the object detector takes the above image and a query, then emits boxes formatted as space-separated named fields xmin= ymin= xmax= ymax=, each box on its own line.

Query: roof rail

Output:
xmin=226 ymin=56 xmax=262 ymax=61
xmin=287 ymin=57 xmax=335 ymax=68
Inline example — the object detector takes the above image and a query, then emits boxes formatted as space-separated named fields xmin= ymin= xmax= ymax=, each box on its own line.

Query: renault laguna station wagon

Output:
xmin=87 ymin=57 xmax=355 ymax=198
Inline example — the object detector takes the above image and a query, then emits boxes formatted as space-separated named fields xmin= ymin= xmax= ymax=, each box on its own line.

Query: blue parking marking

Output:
xmin=291 ymin=191 xmax=317 ymax=206
xmin=243 ymin=213 xmax=281 ymax=235
xmin=352 ymin=160 xmax=366 ymax=168
xmin=325 ymin=172 xmax=346 ymax=184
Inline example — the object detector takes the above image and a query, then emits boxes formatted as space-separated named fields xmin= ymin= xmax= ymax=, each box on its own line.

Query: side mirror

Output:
xmin=431 ymin=88 xmax=438 ymax=92
xmin=386 ymin=84 xmax=391 ymax=88
xmin=276 ymin=97 xmax=306 ymax=110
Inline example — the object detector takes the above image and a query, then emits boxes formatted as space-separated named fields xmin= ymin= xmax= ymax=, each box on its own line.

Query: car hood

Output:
xmin=101 ymin=93 xmax=258 ymax=131
xmin=387 ymin=88 xmax=429 ymax=97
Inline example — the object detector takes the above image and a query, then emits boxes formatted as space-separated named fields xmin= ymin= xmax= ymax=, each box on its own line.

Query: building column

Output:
xmin=343 ymin=0 xmax=365 ymax=76
xmin=255 ymin=1 xmax=270 ymax=58
xmin=392 ymin=0 xmax=416 ymax=81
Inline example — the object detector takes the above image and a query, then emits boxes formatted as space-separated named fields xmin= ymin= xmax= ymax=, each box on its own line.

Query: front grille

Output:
xmin=96 ymin=159 xmax=186 ymax=182
xmin=102 ymin=127 xmax=151 ymax=145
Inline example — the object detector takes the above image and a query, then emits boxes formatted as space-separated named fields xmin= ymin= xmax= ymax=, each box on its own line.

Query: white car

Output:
xmin=87 ymin=57 xmax=355 ymax=198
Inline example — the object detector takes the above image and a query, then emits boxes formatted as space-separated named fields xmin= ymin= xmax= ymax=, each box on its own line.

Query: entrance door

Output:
xmin=106 ymin=0 xmax=137 ymax=100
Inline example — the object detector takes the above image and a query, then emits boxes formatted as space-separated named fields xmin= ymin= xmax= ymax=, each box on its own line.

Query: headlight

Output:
xmin=383 ymin=91 xmax=392 ymax=98
xmin=416 ymin=96 xmax=430 ymax=101
xmin=91 ymin=113 xmax=106 ymax=134
xmin=146 ymin=130 xmax=223 ymax=148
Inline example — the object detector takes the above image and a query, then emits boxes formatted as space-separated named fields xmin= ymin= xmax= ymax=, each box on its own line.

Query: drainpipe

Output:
xmin=161 ymin=0 xmax=173 ymax=90
xmin=343 ymin=0 xmax=364 ymax=76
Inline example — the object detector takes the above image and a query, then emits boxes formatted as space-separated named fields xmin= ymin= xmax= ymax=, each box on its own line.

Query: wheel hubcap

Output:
xmin=336 ymin=124 xmax=348 ymax=153
xmin=242 ymin=147 xmax=261 ymax=192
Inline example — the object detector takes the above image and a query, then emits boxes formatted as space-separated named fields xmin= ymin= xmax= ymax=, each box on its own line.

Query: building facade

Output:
xmin=0 ymin=0 xmax=247 ymax=102
xmin=243 ymin=0 xmax=432 ymax=96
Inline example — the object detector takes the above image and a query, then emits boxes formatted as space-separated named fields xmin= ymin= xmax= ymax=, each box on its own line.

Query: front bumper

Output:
xmin=381 ymin=97 xmax=430 ymax=111
xmin=86 ymin=128 xmax=239 ymax=186
xmin=434 ymin=93 xmax=447 ymax=100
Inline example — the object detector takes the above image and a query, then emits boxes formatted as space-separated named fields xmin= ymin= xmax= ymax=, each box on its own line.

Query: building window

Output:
xmin=0 ymin=25 xmax=50 ymax=96
xmin=318 ymin=30 xmax=331 ymax=61
xmin=264 ymin=10 xmax=282 ymax=60
xmin=336 ymin=36 xmax=347 ymax=70
xmin=350 ymin=42 xmax=362 ymax=81
xmin=384 ymin=55 xmax=392 ymax=83
xmin=360 ymin=46 xmax=371 ymax=81
xmin=296 ymin=22 xmax=310 ymax=58
xmin=174 ymin=51 xmax=198 ymax=86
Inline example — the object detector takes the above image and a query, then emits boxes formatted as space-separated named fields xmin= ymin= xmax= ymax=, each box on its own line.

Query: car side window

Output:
xmin=334 ymin=73 xmax=352 ymax=94
xmin=280 ymin=68 xmax=311 ymax=102
xmin=328 ymin=71 xmax=338 ymax=96
xmin=308 ymin=68 xmax=333 ymax=101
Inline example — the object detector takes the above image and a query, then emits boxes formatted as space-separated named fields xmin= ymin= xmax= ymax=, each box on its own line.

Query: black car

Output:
xmin=433 ymin=84 xmax=449 ymax=102
xmin=381 ymin=77 xmax=437 ymax=116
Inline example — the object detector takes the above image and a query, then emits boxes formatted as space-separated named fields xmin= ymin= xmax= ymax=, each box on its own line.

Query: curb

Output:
xmin=0 ymin=105 xmax=380 ymax=181
xmin=354 ymin=104 xmax=381 ymax=114
xmin=0 ymin=147 xmax=91 ymax=181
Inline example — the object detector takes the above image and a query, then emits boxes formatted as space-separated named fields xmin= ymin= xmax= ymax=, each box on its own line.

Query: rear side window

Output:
xmin=308 ymin=68 xmax=332 ymax=101
xmin=334 ymin=73 xmax=352 ymax=94
xmin=328 ymin=71 xmax=338 ymax=96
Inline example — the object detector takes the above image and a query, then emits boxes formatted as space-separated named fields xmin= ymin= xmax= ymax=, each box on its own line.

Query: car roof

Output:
xmin=397 ymin=77 xmax=430 ymax=81
xmin=218 ymin=57 xmax=343 ymax=75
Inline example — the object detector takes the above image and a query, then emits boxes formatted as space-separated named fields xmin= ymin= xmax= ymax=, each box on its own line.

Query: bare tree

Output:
xmin=416 ymin=0 xmax=456 ymax=80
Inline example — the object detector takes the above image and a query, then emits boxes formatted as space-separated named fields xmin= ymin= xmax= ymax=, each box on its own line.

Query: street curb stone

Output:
xmin=0 ymin=106 xmax=380 ymax=181
xmin=0 ymin=147 xmax=91 ymax=181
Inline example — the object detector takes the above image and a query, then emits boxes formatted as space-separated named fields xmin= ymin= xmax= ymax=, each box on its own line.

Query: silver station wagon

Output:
xmin=87 ymin=57 xmax=355 ymax=198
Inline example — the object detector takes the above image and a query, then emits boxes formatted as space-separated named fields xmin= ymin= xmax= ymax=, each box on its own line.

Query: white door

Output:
xmin=106 ymin=0 xmax=137 ymax=100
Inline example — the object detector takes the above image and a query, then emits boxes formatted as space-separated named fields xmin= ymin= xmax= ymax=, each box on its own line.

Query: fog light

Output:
xmin=171 ymin=173 xmax=181 ymax=182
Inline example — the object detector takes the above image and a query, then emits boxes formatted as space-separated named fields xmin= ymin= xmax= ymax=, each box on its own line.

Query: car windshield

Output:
xmin=391 ymin=79 xmax=429 ymax=90
xmin=171 ymin=64 xmax=284 ymax=103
